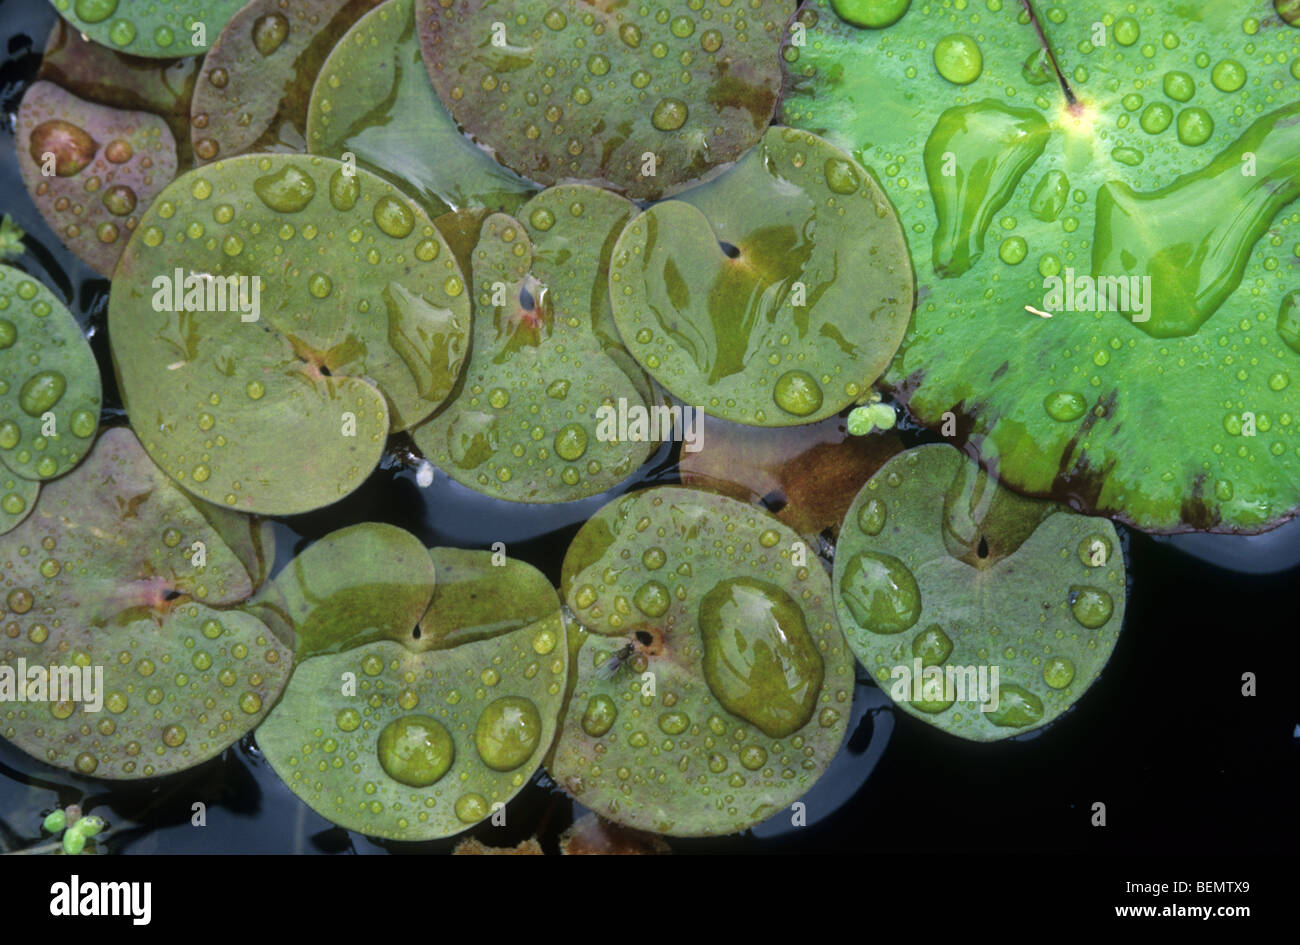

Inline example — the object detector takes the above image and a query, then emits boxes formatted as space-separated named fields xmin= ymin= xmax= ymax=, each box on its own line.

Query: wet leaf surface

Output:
xmin=47 ymin=0 xmax=246 ymax=58
xmin=417 ymin=0 xmax=794 ymax=199
xmin=553 ymin=486 xmax=853 ymax=836
xmin=0 ymin=427 xmax=289 ymax=779
xmin=17 ymin=80 xmax=178 ymax=277
xmin=412 ymin=186 xmax=658 ymax=503
xmin=678 ymin=412 xmax=904 ymax=537
xmin=108 ymin=154 xmax=471 ymax=515
xmin=610 ymin=126 xmax=914 ymax=426
xmin=783 ymin=0 xmax=1300 ymax=532
xmin=307 ymin=0 xmax=538 ymax=216
xmin=257 ymin=527 xmax=568 ymax=841
xmin=0 ymin=264 xmax=101 ymax=485
xmin=833 ymin=444 xmax=1125 ymax=741
xmin=191 ymin=0 xmax=382 ymax=166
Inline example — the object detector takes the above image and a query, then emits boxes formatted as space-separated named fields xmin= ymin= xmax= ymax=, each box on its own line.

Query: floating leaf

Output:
xmin=17 ymin=81 xmax=178 ymax=277
xmin=411 ymin=186 xmax=658 ymax=502
xmin=553 ymin=487 xmax=853 ymax=836
xmin=417 ymin=0 xmax=795 ymax=200
xmin=609 ymin=126 xmax=914 ymax=426
xmin=0 ymin=427 xmax=289 ymax=779
xmin=783 ymin=0 xmax=1300 ymax=532
xmin=0 ymin=265 xmax=101 ymax=484
xmin=47 ymin=0 xmax=246 ymax=58
xmin=191 ymin=0 xmax=382 ymax=165
xmin=307 ymin=0 xmax=538 ymax=216
xmin=37 ymin=16 xmax=200 ymax=166
xmin=833 ymin=445 xmax=1125 ymax=741
xmin=679 ymin=412 xmax=904 ymax=537
xmin=108 ymin=154 xmax=471 ymax=515
xmin=258 ymin=530 xmax=568 ymax=841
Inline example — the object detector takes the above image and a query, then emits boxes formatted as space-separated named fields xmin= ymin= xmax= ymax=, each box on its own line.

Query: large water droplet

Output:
xmin=985 ymin=683 xmax=1044 ymax=727
xmin=651 ymin=99 xmax=689 ymax=131
xmin=773 ymin=369 xmax=823 ymax=416
xmin=830 ymin=0 xmax=911 ymax=29
xmin=933 ymin=34 xmax=983 ymax=85
xmin=254 ymin=165 xmax=316 ymax=213
xmin=581 ymin=694 xmax=617 ymax=736
xmin=840 ymin=551 xmax=921 ymax=633
xmin=377 ymin=715 xmax=454 ymax=787
xmin=1069 ymin=585 xmax=1114 ymax=628
xmin=698 ymin=576 xmax=824 ymax=738
xmin=29 ymin=121 xmax=98 ymax=177
xmin=474 ymin=696 xmax=541 ymax=770
xmin=252 ymin=13 xmax=290 ymax=56
xmin=1043 ymin=390 xmax=1087 ymax=422
xmin=19 ymin=371 xmax=66 ymax=417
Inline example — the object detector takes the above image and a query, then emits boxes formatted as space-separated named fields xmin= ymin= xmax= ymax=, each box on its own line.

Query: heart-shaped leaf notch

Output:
xmin=190 ymin=0 xmax=383 ymax=166
xmin=256 ymin=524 xmax=568 ymax=841
xmin=47 ymin=0 xmax=247 ymax=58
xmin=833 ymin=444 xmax=1125 ymax=741
xmin=610 ymin=126 xmax=914 ymax=426
xmin=552 ymin=486 xmax=854 ymax=836
xmin=109 ymin=154 xmax=471 ymax=515
xmin=0 ymin=427 xmax=287 ymax=779
xmin=417 ymin=0 xmax=795 ymax=200
xmin=0 ymin=265 xmax=102 ymax=535
xmin=784 ymin=0 xmax=1300 ymax=532
xmin=17 ymin=80 xmax=179 ymax=277
xmin=411 ymin=186 xmax=659 ymax=503
xmin=307 ymin=0 xmax=538 ymax=217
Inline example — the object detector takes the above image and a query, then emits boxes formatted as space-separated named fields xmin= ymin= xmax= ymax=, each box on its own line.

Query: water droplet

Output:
xmin=1163 ymin=71 xmax=1195 ymax=103
xmin=372 ymin=195 xmax=415 ymax=238
xmin=162 ymin=724 xmax=187 ymax=747
xmin=857 ymin=497 xmax=887 ymax=535
xmin=1078 ymin=533 xmax=1112 ymax=567
xmin=254 ymin=164 xmax=316 ymax=213
xmin=529 ymin=207 xmax=555 ymax=231
xmin=1212 ymin=59 xmax=1247 ymax=93
xmin=933 ymin=34 xmax=983 ymax=85
xmin=1140 ymin=102 xmax=1173 ymax=135
xmin=474 ymin=696 xmax=541 ymax=770
xmin=911 ymin=624 xmax=952 ymax=666
xmin=28 ymin=121 xmax=97 ymax=177
xmin=985 ymin=684 xmax=1044 ymax=727
xmin=554 ymin=423 xmax=588 ymax=461
xmin=830 ymin=0 xmax=910 ymax=29
xmin=1043 ymin=657 xmax=1075 ymax=689
xmin=336 ymin=708 xmax=361 ymax=732
xmin=245 ymin=379 xmax=265 ymax=400
xmin=309 ymin=273 xmax=333 ymax=299
xmin=377 ymin=715 xmax=454 ymax=787
xmin=1176 ymin=107 xmax=1214 ymax=146
xmin=633 ymin=580 xmax=670 ymax=617
xmin=651 ymin=98 xmax=689 ymax=132
xmin=773 ymin=370 xmax=823 ymax=416
xmin=823 ymin=158 xmax=860 ymax=194
xmin=699 ymin=577 xmax=824 ymax=738
xmin=0 ymin=319 xmax=15 ymax=349
xmin=1069 ymin=585 xmax=1114 ymax=628
xmin=840 ymin=551 xmax=921 ymax=633
xmin=252 ymin=13 xmax=290 ymax=56
xmin=19 ymin=371 xmax=66 ymax=417
xmin=581 ymin=694 xmax=617 ymax=736
xmin=1043 ymin=390 xmax=1087 ymax=422
xmin=455 ymin=793 xmax=488 ymax=822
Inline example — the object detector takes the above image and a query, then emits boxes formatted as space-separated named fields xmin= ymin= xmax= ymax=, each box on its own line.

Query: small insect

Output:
xmin=595 ymin=642 xmax=635 ymax=680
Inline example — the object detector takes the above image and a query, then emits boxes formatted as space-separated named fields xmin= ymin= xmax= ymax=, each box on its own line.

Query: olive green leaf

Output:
xmin=417 ymin=0 xmax=795 ymax=200
xmin=191 ymin=0 xmax=381 ymax=165
xmin=17 ymin=81 xmax=179 ymax=277
xmin=0 ymin=265 xmax=101 ymax=488
xmin=257 ymin=531 xmax=567 ymax=841
xmin=47 ymin=0 xmax=246 ymax=58
xmin=783 ymin=0 xmax=1300 ymax=532
xmin=553 ymin=487 xmax=854 ymax=836
xmin=0 ymin=427 xmax=289 ymax=779
xmin=307 ymin=0 xmax=538 ymax=217
xmin=833 ymin=444 xmax=1125 ymax=741
xmin=609 ymin=126 xmax=914 ymax=426
xmin=108 ymin=154 xmax=471 ymax=515
xmin=411 ymin=186 xmax=659 ymax=502
xmin=37 ymin=16 xmax=201 ymax=167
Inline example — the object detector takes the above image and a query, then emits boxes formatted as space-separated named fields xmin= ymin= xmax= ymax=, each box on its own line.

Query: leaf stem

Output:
xmin=1019 ymin=0 xmax=1076 ymax=106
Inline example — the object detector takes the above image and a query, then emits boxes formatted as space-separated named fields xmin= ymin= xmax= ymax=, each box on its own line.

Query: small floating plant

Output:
xmin=0 ymin=0 xmax=1293 ymax=851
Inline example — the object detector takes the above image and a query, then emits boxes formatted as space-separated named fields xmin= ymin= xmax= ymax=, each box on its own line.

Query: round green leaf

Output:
xmin=609 ymin=126 xmax=914 ymax=426
xmin=0 ymin=427 xmax=291 ymax=779
xmin=412 ymin=186 xmax=658 ymax=502
xmin=108 ymin=154 xmax=471 ymax=515
xmin=0 ymin=265 xmax=101 ymax=483
xmin=258 ymin=539 xmax=567 ymax=840
xmin=783 ymin=0 xmax=1300 ymax=532
xmin=47 ymin=0 xmax=246 ymax=58
xmin=190 ymin=0 xmax=381 ymax=165
xmin=417 ymin=0 xmax=795 ymax=200
xmin=307 ymin=0 xmax=538 ymax=216
xmin=833 ymin=444 xmax=1125 ymax=741
xmin=552 ymin=486 xmax=854 ymax=836
xmin=17 ymin=81 xmax=178 ymax=277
